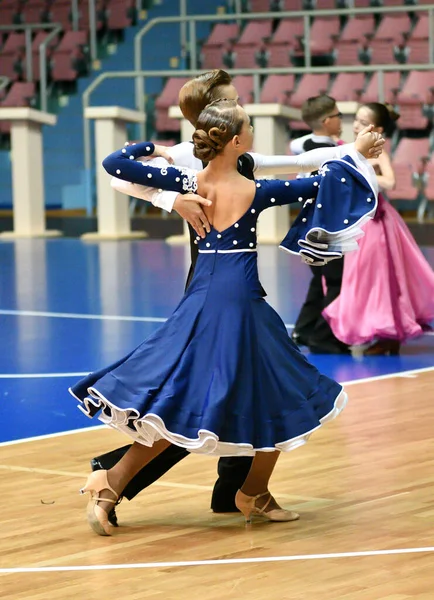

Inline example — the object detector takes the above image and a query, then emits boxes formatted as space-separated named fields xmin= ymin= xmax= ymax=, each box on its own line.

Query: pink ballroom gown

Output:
xmin=323 ymin=193 xmax=434 ymax=346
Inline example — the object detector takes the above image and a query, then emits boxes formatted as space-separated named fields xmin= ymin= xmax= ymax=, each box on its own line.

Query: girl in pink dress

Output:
xmin=323 ymin=103 xmax=434 ymax=355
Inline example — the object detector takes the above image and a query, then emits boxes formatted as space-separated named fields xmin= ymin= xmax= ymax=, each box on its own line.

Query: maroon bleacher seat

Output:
xmin=266 ymin=18 xmax=304 ymax=67
xmin=0 ymin=33 xmax=26 ymax=81
xmin=334 ymin=16 xmax=375 ymax=66
xmin=395 ymin=71 xmax=434 ymax=129
xmin=52 ymin=30 xmax=88 ymax=56
xmin=405 ymin=15 xmax=431 ymax=64
xmin=1 ymin=32 xmax=26 ymax=56
xmin=360 ymin=71 xmax=401 ymax=103
xmin=48 ymin=4 xmax=73 ymax=30
xmin=231 ymin=75 xmax=254 ymax=105
xmin=232 ymin=21 xmax=273 ymax=68
xmin=387 ymin=138 xmax=430 ymax=201
xmin=289 ymin=73 xmax=330 ymax=107
xmin=50 ymin=54 xmax=81 ymax=81
xmin=320 ymin=0 xmax=338 ymax=7
xmin=292 ymin=17 xmax=340 ymax=58
xmin=294 ymin=17 xmax=341 ymax=56
xmin=106 ymin=0 xmax=135 ymax=31
xmin=249 ymin=0 xmax=271 ymax=10
xmin=260 ymin=74 xmax=295 ymax=104
xmin=77 ymin=0 xmax=107 ymax=31
xmin=367 ymin=15 xmax=411 ymax=64
xmin=205 ymin=23 xmax=239 ymax=47
xmin=155 ymin=77 xmax=189 ymax=132
xmin=31 ymin=31 xmax=59 ymax=80
xmin=0 ymin=80 xmax=36 ymax=135
xmin=328 ymin=72 xmax=365 ymax=102
xmin=0 ymin=0 xmax=21 ymax=25
xmin=0 ymin=55 xmax=23 ymax=81
xmin=201 ymin=23 xmax=239 ymax=70
xmin=1 ymin=81 xmax=36 ymax=107
xmin=20 ymin=0 xmax=48 ymax=24
xmin=281 ymin=0 xmax=304 ymax=8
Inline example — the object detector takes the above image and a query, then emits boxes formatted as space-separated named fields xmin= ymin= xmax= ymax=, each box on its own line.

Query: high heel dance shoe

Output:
xmin=235 ymin=490 xmax=300 ymax=524
xmin=363 ymin=339 xmax=401 ymax=356
xmin=79 ymin=470 xmax=119 ymax=536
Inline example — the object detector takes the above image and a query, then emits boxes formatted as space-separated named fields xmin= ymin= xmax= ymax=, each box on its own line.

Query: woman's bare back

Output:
xmin=197 ymin=170 xmax=257 ymax=233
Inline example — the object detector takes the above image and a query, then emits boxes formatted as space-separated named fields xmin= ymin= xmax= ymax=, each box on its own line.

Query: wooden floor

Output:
xmin=1 ymin=371 xmax=434 ymax=599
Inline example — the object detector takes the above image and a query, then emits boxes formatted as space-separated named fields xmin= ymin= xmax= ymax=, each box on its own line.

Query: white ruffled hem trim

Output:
xmin=69 ymin=387 xmax=348 ymax=457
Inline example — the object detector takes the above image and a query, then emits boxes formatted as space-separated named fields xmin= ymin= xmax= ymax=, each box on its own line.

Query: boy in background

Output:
xmin=291 ymin=95 xmax=350 ymax=354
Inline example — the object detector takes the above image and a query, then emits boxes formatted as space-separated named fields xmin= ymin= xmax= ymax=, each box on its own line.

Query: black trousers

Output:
xmin=91 ymin=224 xmax=254 ymax=512
xmin=91 ymin=445 xmax=253 ymax=512
xmin=294 ymin=258 xmax=347 ymax=352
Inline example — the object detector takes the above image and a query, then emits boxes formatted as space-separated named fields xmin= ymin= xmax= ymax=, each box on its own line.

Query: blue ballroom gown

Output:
xmin=70 ymin=142 xmax=377 ymax=456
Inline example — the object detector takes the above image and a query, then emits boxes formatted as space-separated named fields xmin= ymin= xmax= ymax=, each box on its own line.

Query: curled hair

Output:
xmin=179 ymin=69 xmax=233 ymax=127
xmin=192 ymin=99 xmax=244 ymax=162
xmin=363 ymin=102 xmax=400 ymax=136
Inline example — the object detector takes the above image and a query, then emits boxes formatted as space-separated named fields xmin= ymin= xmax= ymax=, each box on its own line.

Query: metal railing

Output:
xmin=0 ymin=22 xmax=60 ymax=85
xmin=0 ymin=0 xmax=99 ymax=111
xmin=82 ymin=63 xmax=434 ymax=170
xmin=0 ymin=77 xmax=11 ymax=94
xmin=132 ymin=5 xmax=434 ymax=132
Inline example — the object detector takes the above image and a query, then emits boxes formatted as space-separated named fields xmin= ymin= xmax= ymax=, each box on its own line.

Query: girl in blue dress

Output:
xmin=71 ymin=99 xmax=380 ymax=536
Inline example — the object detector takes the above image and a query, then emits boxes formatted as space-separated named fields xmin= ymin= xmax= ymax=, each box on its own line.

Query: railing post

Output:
xmin=88 ymin=0 xmax=98 ymax=64
xmin=253 ymin=73 xmax=261 ymax=103
xmin=71 ymin=0 xmax=79 ymax=31
xmin=377 ymin=69 xmax=384 ymax=103
xmin=429 ymin=8 xmax=434 ymax=64
xmin=304 ymin=13 xmax=311 ymax=69
xmin=39 ymin=26 xmax=62 ymax=114
xmin=180 ymin=0 xmax=187 ymax=67
xmin=25 ymin=27 xmax=33 ymax=82
xmin=189 ymin=19 xmax=197 ymax=70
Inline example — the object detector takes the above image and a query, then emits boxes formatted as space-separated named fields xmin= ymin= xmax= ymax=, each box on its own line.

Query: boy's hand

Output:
xmin=355 ymin=125 xmax=385 ymax=159
xmin=173 ymin=193 xmax=212 ymax=238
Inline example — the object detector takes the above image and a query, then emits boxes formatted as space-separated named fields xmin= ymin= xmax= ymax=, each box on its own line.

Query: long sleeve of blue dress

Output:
xmin=103 ymin=143 xmax=378 ymax=265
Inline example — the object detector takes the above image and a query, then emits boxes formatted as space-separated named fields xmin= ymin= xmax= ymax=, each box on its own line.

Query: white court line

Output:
xmin=1 ymin=546 xmax=434 ymax=573
xmin=0 ymin=365 xmax=432 ymax=383
xmin=0 ymin=309 xmax=167 ymax=323
xmin=0 ymin=366 xmax=433 ymax=448
xmin=0 ymin=372 xmax=89 ymax=379
xmin=1 ymin=308 xmax=433 ymax=336
xmin=0 ymin=425 xmax=106 ymax=447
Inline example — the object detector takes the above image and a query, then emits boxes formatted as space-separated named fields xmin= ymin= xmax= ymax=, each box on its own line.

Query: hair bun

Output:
xmin=193 ymin=124 xmax=230 ymax=162
xmin=384 ymin=102 xmax=400 ymax=122
xmin=193 ymin=129 xmax=218 ymax=162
